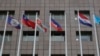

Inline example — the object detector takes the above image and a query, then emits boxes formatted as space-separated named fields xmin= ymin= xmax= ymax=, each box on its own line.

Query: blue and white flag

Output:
xmin=93 ymin=15 xmax=100 ymax=24
xmin=7 ymin=16 xmax=20 ymax=29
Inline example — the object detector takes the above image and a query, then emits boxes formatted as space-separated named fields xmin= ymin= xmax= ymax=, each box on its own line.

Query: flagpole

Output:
xmin=32 ymin=12 xmax=38 ymax=56
xmin=64 ymin=12 xmax=68 ymax=56
xmin=77 ymin=11 xmax=83 ymax=56
xmin=16 ymin=12 xmax=23 ymax=56
xmin=93 ymin=15 xmax=100 ymax=56
xmin=0 ymin=11 xmax=9 ymax=56
xmin=49 ymin=13 xmax=51 ymax=56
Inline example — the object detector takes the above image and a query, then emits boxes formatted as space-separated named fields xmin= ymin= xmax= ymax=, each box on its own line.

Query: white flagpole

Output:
xmin=16 ymin=12 xmax=23 ymax=56
xmin=32 ymin=12 xmax=38 ymax=56
xmin=64 ymin=12 xmax=68 ymax=56
xmin=0 ymin=11 xmax=9 ymax=56
xmin=49 ymin=13 xmax=51 ymax=56
xmin=77 ymin=11 xmax=83 ymax=56
xmin=93 ymin=15 xmax=100 ymax=56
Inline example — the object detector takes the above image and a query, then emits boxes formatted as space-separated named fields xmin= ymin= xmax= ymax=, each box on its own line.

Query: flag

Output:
xmin=78 ymin=13 xmax=92 ymax=27
xmin=7 ymin=16 xmax=20 ymax=29
xmin=93 ymin=15 xmax=100 ymax=24
xmin=51 ymin=18 xmax=63 ymax=31
xmin=22 ymin=15 xmax=35 ymax=29
xmin=37 ymin=19 xmax=47 ymax=32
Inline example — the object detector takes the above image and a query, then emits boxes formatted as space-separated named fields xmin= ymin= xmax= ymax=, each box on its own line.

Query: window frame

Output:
xmin=51 ymin=31 xmax=65 ymax=41
xmin=76 ymin=31 xmax=92 ymax=41
xmin=22 ymin=31 xmax=39 ymax=41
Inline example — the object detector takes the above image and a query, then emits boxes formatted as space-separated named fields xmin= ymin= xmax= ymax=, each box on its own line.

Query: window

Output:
xmin=0 ymin=31 xmax=12 ymax=42
xmin=51 ymin=31 xmax=65 ymax=41
xmin=0 ymin=11 xmax=14 ymax=20
xmin=51 ymin=54 xmax=65 ymax=56
xmin=74 ymin=10 xmax=90 ymax=20
xmin=25 ymin=11 xmax=39 ymax=19
xmin=23 ymin=31 xmax=39 ymax=41
xmin=21 ymin=54 xmax=38 ymax=56
xmin=77 ymin=54 xmax=94 ymax=56
xmin=2 ymin=54 xmax=10 ymax=56
xmin=76 ymin=31 xmax=92 ymax=41
xmin=50 ymin=10 xmax=64 ymax=19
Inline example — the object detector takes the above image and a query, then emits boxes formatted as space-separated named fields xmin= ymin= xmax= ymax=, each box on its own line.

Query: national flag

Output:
xmin=93 ymin=15 xmax=100 ymax=24
xmin=78 ymin=12 xmax=92 ymax=27
xmin=37 ymin=19 xmax=47 ymax=32
xmin=7 ymin=16 xmax=20 ymax=29
xmin=51 ymin=18 xmax=63 ymax=31
xmin=22 ymin=15 xmax=35 ymax=29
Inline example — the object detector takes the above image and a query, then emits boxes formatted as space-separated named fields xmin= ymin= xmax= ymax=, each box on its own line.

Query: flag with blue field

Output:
xmin=93 ymin=15 xmax=100 ymax=24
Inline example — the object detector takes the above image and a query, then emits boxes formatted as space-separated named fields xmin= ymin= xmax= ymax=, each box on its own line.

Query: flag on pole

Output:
xmin=7 ymin=16 xmax=20 ymax=29
xmin=77 ymin=11 xmax=83 ymax=56
xmin=92 ymin=14 xmax=100 ymax=56
xmin=78 ymin=13 xmax=92 ymax=27
xmin=0 ymin=11 xmax=9 ymax=56
xmin=51 ymin=18 xmax=63 ymax=31
xmin=93 ymin=15 xmax=100 ymax=24
xmin=37 ymin=19 xmax=47 ymax=32
xmin=22 ymin=15 xmax=35 ymax=29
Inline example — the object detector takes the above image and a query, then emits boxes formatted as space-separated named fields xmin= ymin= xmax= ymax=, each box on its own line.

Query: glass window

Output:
xmin=0 ymin=14 xmax=6 ymax=20
xmin=25 ymin=11 xmax=39 ymax=20
xmin=51 ymin=54 xmax=65 ymax=56
xmin=22 ymin=31 xmax=39 ymax=41
xmin=21 ymin=54 xmax=38 ymax=56
xmin=51 ymin=31 xmax=65 ymax=41
xmin=76 ymin=31 xmax=92 ymax=41
xmin=0 ymin=31 xmax=12 ymax=42
xmin=0 ymin=11 xmax=14 ymax=20
xmin=50 ymin=11 xmax=64 ymax=19
xmin=2 ymin=54 xmax=10 ymax=56
xmin=0 ymin=35 xmax=11 ymax=42
xmin=51 ymin=36 xmax=64 ymax=41
xmin=23 ymin=35 xmax=39 ymax=41
xmin=74 ymin=10 xmax=90 ymax=20
xmin=78 ymin=54 xmax=94 ymax=56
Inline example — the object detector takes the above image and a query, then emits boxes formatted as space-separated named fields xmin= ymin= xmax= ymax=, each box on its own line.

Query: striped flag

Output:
xmin=7 ymin=16 xmax=20 ymax=29
xmin=51 ymin=18 xmax=63 ymax=31
xmin=22 ymin=15 xmax=35 ymax=29
xmin=37 ymin=19 xmax=47 ymax=32
xmin=78 ymin=13 xmax=92 ymax=27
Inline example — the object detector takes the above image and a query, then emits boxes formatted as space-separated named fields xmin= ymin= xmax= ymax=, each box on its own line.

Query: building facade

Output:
xmin=0 ymin=0 xmax=99 ymax=56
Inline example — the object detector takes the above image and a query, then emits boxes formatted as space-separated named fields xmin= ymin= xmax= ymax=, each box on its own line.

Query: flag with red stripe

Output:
xmin=22 ymin=15 xmax=35 ymax=29
xmin=51 ymin=18 xmax=63 ymax=31
xmin=37 ymin=19 xmax=47 ymax=32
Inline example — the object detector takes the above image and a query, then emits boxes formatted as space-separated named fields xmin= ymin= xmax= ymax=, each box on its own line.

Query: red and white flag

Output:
xmin=37 ymin=19 xmax=47 ymax=32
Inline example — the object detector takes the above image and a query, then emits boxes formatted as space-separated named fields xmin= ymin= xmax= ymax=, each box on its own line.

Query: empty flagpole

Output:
xmin=32 ymin=12 xmax=38 ymax=56
xmin=16 ymin=12 xmax=23 ymax=56
xmin=0 ymin=11 xmax=9 ymax=56
xmin=49 ymin=13 xmax=51 ymax=56
xmin=64 ymin=12 xmax=68 ymax=56
xmin=77 ymin=11 xmax=83 ymax=56
xmin=93 ymin=15 xmax=100 ymax=56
